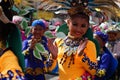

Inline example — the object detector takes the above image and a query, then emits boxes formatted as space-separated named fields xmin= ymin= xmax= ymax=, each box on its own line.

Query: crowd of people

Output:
xmin=0 ymin=0 xmax=120 ymax=80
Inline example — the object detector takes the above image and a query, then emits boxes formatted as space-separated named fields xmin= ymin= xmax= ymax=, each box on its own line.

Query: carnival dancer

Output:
xmin=94 ymin=31 xmax=118 ymax=80
xmin=48 ymin=2 xmax=98 ymax=80
xmin=106 ymin=28 xmax=120 ymax=80
xmin=0 ymin=4 xmax=25 ymax=80
xmin=22 ymin=20 xmax=49 ymax=80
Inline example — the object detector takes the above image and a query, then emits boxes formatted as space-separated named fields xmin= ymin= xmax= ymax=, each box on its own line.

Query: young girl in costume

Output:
xmin=22 ymin=20 xmax=49 ymax=80
xmin=48 ymin=3 xmax=97 ymax=80
xmin=0 ymin=5 xmax=25 ymax=80
xmin=94 ymin=31 xmax=118 ymax=80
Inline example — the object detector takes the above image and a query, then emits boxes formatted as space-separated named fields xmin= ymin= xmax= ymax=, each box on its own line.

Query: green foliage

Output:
xmin=20 ymin=20 xmax=28 ymax=29
xmin=33 ymin=49 xmax=42 ymax=60
xmin=25 ymin=27 xmax=31 ymax=36
xmin=44 ymin=31 xmax=55 ymax=38
xmin=35 ymin=43 xmax=46 ymax=53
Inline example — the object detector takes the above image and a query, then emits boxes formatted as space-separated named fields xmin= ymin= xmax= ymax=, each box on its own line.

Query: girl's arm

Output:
xmin=79 ymin=41 xmax=97 ymax=75
xmin=47 ymin=38 xmax=58 ymax=59
xmin=22 ymin=40 xmax=32 ymax=57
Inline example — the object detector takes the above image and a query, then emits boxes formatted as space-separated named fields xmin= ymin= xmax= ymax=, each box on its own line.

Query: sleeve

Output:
xmin=22 ymin=40 xmax=31 ymax=56
xmin=81 ymin=41 xmax=97 ymax=75
xmin=99 ymin=53 xmax=110 ymax=70
xmin=22 ymin=40 xmax=29 ymax=51
xmin=0 ymin=50 xmax=24 ymax=79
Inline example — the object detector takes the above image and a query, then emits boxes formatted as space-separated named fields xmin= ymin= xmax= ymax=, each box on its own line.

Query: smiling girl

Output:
xmin=48 ymin=6 xmax=97 ymax=80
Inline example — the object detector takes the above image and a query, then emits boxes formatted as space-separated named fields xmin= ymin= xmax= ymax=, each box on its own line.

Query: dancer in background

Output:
xmin=94 ymin=31 xmax=118 ymax=80
xmin=22 ymin=20 xmax=49 ymax=80
xmin=0 ymin=3 xmax=25 ymax=80
xmin=106 ymin=29 xmax=120 ymax=80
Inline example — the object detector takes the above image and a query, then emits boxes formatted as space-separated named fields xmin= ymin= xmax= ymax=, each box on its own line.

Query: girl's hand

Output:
xmin=30 ymin=38 xmax=38 ymax=49
xmin=47 ymin=38 xmax=58 ymax=59
xmin=77 ymin=38 xmax=88 ymax=56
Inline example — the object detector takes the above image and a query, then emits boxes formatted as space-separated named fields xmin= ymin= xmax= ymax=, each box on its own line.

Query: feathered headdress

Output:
xmin=14 ymin=0 xmax=120 ymax=21
xmin=37 ymin=0 xmax=120 ymax=20
xmin=39 ymin=0 xmax=90 ymax=15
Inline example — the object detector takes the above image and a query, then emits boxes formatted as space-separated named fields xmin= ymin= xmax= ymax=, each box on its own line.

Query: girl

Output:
xmin=48 ymin=6 xmax=97 ymax=80
xmin=22 ymin=20 xmax=49 ymax=80
xmin=0 ymin=5 xmax=24 ymax=80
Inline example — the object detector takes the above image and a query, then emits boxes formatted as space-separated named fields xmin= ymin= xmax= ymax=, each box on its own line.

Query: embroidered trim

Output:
xmin=0 ymin=70 xmax=25 ymax=80
xmin=82 ymin=53 xmax=97 ymax=70
xmin=59 ymin=36 xmax=85 ymax=68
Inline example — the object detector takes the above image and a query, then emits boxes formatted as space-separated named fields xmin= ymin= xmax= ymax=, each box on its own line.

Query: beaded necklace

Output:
xmin=59 ymin=33 xmax=85 ymax=68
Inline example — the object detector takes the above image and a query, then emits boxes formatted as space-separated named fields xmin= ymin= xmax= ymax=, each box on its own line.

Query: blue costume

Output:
xmin=95 ymin=47 xmax=118 ymax=80
xmin=22 ymin=34 xmax=49 ymax=80
xmin=94 ymin=31 xmax=118 ymax=80
xmin=22 ymin=20 xmax=49 ymax=80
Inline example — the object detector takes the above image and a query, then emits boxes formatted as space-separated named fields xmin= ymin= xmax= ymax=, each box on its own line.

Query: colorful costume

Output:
xmin=106 ymin=30 xmax=120 ymax=80
xmin=95 ymin=47 xmax=118 ymax=80
xmin=94 ymin=31 xmax=118 ymax=80
xmin=0 ymin=0 xmax=25 ymax=79
xmin=0 ymin=48 xmax=24 ymax=80
xmin=22 ymin=35 xmax=49 ymax=80
xmin=0 ymin=17 xmax=25 ymax=79
xmin=22 ymin=20 xmax=49 ymax=80
xmin=54 ymin=37 xmax=97 ymax=80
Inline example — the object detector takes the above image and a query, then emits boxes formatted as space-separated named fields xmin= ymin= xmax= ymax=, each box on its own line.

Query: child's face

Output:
xmin=67 ymin=17 xmax=89 ymax=38
xmin=31 ymin=25 xmax=45 ymax=39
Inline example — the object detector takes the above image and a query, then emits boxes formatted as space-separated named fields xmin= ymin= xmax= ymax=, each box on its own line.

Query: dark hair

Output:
xmin=0 ymin=22 xmax=17 ymax=41
xmin=67 ymin=5 xmax=90 ymax=23
xmin=68 ymin=12 xmax=89 ymax=23
xmin=0 ymin=0 xmax=15 ymax=20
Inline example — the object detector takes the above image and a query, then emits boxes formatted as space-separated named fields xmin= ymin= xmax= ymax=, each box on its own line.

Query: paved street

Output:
xmin=45 ymin=73 xmax=59 ymax=80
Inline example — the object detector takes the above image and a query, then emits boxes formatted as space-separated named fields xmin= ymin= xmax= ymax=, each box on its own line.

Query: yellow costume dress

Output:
xmin=55 ymin=38 xmax=97 ymax=80
xmin=0 ymin=48 xmax=24 ymax=79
